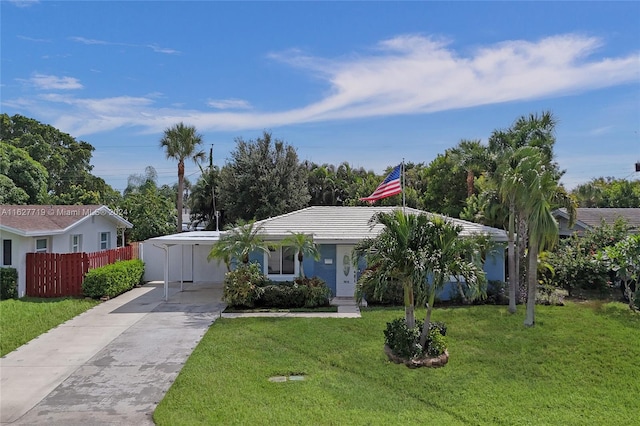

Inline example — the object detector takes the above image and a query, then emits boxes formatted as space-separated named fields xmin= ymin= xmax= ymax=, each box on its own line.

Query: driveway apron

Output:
xmin=0 ymin=283 xmax=224 ymax=425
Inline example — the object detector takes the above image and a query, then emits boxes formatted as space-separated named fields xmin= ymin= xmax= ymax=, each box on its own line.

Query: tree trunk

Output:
xmin=524 ymin=239 xmax=538 ymax=327
xmin=466 ymin=169 xmax=475 ymax=197
xmin=507 ymin=200 xmax=517 ymax=314
xmin=298 ymin=252 xmax=304 ymax=278
xmin=419 ymin=291 xmax=436 ymax=348
xmin=517 ymin=217 xmax=528 ymax=303
xmin=403 ymin=278 xmax=415 ymax=328
xmin=177 ymin=160 xmax=185 ymax=233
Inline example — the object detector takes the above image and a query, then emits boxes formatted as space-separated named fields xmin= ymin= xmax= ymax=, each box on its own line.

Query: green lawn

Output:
xmin=155 ymin=301 xmax=640 ymax=425
xmin=0 ymin=297 xmax=99 ymax=357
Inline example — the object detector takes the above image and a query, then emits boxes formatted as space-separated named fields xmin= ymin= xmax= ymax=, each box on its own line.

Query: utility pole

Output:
xmin=210 ymin=144 xmax=219 ymax=231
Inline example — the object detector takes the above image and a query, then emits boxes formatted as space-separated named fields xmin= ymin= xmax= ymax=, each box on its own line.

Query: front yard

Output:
xmin=0 ymin=297 xmax=99 ymax=357
xmin=154 ymin=301 xmax=639 ymax=425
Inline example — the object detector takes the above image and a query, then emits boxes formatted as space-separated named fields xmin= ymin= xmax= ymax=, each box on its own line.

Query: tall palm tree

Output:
xmin=160 ymin=122 xmax=206 ymax=233
xmin=280 ymin=232 xmax=321 ymax=278
xmin=450 ymin=139 xmax=489 ymax=197
xmin=519 ymin=160 xmax=561 ymax=327
xmin=208 ymin=220 xmax=270 ymax=269
xmin=417 ymin=217 xmax=487 ymax=347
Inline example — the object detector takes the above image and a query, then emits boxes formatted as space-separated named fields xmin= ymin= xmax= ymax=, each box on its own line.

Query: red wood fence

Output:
xmin=26 ymin=246 xmax=138 ymax=298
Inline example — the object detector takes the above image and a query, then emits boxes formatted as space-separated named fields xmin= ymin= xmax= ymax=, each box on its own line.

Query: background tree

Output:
xmin=120 ymin=167 xmax=176 ymax=241
xmin=280 ymin=232 xmax=320 ymax=278
xmin=0 ymin=174 xmax=29 ymax=204
xmin=160 ymin=122 xmax=206 ymax=232
xmin=219 ymin=131 xmax=310 ymax=223
xmin=418 ymin=152 xmax=468 ymax=217
xmin=450 ymin=139 xmax=489 ymax=197
xmin=572 ymin=177 xmax=640 ymax=208
xmin=189 ymin=167 xmax=221 ymax=230
xmin=0 ymin=143 xmax=48 ymax=203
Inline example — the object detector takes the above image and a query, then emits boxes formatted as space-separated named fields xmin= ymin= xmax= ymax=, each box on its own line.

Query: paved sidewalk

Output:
xmin=0 ymin=282 xmax=224 ymax=425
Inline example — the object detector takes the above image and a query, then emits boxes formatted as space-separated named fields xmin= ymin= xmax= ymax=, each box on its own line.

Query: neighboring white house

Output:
xmin=0 ymin=205 xmax=132 ymax=297
xmin=145 ymin=206 xmax=508 ymax=301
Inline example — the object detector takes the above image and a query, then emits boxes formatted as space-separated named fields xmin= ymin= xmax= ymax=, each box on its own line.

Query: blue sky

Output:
xmin=2 ymin=1 xmax=639 ymax=193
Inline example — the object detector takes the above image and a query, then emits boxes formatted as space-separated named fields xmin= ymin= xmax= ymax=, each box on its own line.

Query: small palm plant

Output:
xmin=280 ymin=232 xmax=320 ymax=278
xmin=208 ymin=221 xmax=270 ymax=270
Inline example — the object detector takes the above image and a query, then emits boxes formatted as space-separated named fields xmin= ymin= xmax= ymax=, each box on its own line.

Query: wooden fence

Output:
xmin=26 ymin=246 xmax=138 ymax=298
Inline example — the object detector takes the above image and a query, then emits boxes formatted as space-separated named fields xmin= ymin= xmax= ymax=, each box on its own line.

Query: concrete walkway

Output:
xmin=0 ymin=282 xmax=225 ymax=425
xmin=1 ymin=284 xmax=361 ymax=425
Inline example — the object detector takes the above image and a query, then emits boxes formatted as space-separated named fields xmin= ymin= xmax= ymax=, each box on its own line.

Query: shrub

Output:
xmin=356 ymin=276 xmax=403 ymax=306
xmin=486 ymin=280 xmax=508 ymax=305
xmin=82 ymin=260 xmax=145 ymax=299
xmin=0 ymin=268 xmax=18 ymax=300
xmin=255 ymin=277 xmax=332 ymax=309
xmin=222 ymin=263 xmax=266 ymax=308
xmin=384 ymin=318 xmax=448 ymax=359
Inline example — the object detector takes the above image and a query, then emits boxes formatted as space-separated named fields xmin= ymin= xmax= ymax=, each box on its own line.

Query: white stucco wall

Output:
xmin=0 ymin=230 xmax=31 ymax=298
xmin=141 ymin=242 xmax=226 ymax=283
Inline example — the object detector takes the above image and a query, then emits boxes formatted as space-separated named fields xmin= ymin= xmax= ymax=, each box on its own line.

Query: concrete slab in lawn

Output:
xmin=0 ymin=282 xmax=224 ymax=425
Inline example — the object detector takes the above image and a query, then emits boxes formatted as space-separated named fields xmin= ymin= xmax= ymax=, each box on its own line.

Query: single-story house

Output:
xmin=0 ymin=205 xmax=132 ymax=297
xmin=553 ymin=208 xmax=640 ymax=237
xmin=144 ymin=206 xmax=507 ymax=301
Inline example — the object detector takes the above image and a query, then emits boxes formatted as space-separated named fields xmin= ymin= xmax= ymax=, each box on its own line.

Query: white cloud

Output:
xmin=17 ymin=35 xmax=50 ymax=43
xmin=69 ymin=36 xmax=180 ymax=54
xmin=25 ymin=74 xmax=83 ymax=90
xmin=207 ymin=99 xmax=252 ymax=110
xmin=7 ymin=0 xmax=39 ymax=8
xmin=7 ymin=33 xmax=639 ymax=137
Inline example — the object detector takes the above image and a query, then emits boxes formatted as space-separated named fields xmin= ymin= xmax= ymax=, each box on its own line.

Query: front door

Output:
xmin=336 ymin=245 xmax=356 ymax=297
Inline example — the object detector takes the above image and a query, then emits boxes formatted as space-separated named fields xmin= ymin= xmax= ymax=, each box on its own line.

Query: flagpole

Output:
xmin=402 ymin=159 xmax=406 ymax=214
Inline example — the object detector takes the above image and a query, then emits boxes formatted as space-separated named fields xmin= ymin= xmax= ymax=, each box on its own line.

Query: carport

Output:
xmin=144 ymin=231 xmax=224 ymax=301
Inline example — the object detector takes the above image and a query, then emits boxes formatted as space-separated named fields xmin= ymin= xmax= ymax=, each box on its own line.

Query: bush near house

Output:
xmin=0 ymin=267 xmax=18 ymax=300
xmin=82 ymin=259 xmax=145 ymax=299
xmin=222 ymin=263 xmax=331 ymax=309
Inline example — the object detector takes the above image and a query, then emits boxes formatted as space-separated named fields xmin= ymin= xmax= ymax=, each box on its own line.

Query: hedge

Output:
xmin=82 ymin=259 xmax=145 ymax=299
xmin=0 ymin=268 xmax=18 ymax=300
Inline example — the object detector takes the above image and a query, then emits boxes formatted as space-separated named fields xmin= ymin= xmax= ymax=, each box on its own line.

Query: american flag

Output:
xmin=360 ymin=164 xmax=402 ymax=203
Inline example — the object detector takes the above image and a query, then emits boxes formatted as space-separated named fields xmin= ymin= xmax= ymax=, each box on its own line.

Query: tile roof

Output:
xmin=253 ymin=206 xmax=508 ymax=242
xmin=576 ymin=208 xmax=640 ymax=231
xmin=0 ymin=205 xmax=132 ymax=235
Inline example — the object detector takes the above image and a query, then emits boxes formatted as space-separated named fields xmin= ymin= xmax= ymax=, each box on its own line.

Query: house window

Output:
xmin=35 ymin=238 xmax=48 ymax=253
xmin=2 ymin=240 xmax=11 ymax=266
xmin=100 ymin=232 xmax=111 ymax=250
xmin=267 ymin=246 xmax=296 ymax=275
xmin=71 ymin=234 xmax=82 ymax=253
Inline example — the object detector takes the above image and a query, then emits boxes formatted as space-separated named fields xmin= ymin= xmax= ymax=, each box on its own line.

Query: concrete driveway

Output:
xmin=0 ymin=282 xmax=224 ymax=425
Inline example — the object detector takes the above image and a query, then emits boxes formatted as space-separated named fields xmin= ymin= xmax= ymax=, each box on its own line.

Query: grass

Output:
xmin=0 ymin=297 xmax=99 ymax=357
xmin=155 ymin=302 xmax=640 ymax=425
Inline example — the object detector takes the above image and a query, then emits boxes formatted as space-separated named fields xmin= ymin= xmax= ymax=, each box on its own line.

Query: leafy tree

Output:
xmin=219 ymin=131 xmax=310 ymax=223
xmin=0 ymin=174 xmax=29 ymax=204
xmin=572 ymin=177 xmax=640 ymax=208
xmin=418 ymin=153 xmax=467 ymax=217
xmin=208 ymin=221 xmax=270 ymax=269
xmin=0 ymin=143 xmax=48 ymax=203
xmin=1 ymin=114 xmax=95 ymax=199
xmin=603 ymin=234 xmax=640 ymax=310
xmin=160 ymin=123 xmax=206 ymax=232
xmin=280 ymin=232 xmax=320 ymax=278
xmin=120 ymin=167 xmax=176 ymax=241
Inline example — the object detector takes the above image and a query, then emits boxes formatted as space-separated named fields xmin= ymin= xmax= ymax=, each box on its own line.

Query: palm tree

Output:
xmin=208 ymin=220 xmax=270 ymax=269
xmin=519 ymin=160 xmax=561 ymax=327
xmin=450 ymin=139 xmax=489 ymax=197
xmin=354 ymin=210 xmax=433 ymax=328
xmin=280 ymin=232 xmax=321 ymax=278
xmin=417 ymin=217 xmax=487 ymax=347
xmin=160 ymin=122 xmax=206 ymax=233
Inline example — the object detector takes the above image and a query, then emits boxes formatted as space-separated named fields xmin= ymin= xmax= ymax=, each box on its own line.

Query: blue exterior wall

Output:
xmin=313 ymin=245 xmax=337 ymax=295
xmin=248 ymin=242 xmax=506 ymax=300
